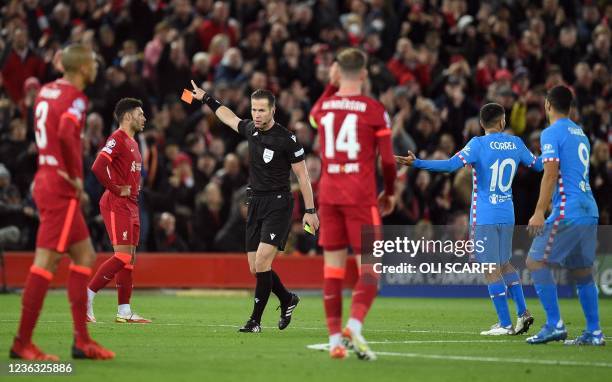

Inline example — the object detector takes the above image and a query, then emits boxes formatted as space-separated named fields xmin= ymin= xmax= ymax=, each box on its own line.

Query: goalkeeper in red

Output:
xmin=309 ymin=48 xmax=396 ymax=360
xmin=87 ymin=98 xmax=151 ymax=324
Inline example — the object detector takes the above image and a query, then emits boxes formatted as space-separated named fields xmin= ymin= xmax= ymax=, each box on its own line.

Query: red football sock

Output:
xmin=17 ymin=266 xmax=53 ymax=343
xmin=88 ymin=252 xmax=131 ymax=292
xmin=323 ymin=266 xmax=345 ymax=336
xmin=116 ymin=264 xmax=133 ymax=305
xmin=68 ymin=264 xmax=92 ymax=343
xmin=350 ymin=266 xmax=379 ymax=323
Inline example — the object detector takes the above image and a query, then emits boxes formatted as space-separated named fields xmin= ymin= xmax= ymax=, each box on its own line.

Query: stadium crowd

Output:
xmin=0 ymin=0 xmax=610 ymax=254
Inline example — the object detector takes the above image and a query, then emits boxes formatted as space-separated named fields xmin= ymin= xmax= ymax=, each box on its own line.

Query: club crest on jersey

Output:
xmin=263 ymin=148 xmax=274 ymax=163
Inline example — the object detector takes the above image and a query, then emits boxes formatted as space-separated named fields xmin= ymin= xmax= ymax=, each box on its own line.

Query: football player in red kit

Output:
xmin=309 ymin=48 xmax=396 ymax=360
xmin=87 ymin=98 xmax=151 ymax=324
xmin=10 ymin=44 xmax=114 ymax=360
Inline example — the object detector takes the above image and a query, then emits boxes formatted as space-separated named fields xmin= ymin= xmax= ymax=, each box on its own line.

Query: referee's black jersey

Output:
xmin=238 ymin=119 xmax=305 ymax=193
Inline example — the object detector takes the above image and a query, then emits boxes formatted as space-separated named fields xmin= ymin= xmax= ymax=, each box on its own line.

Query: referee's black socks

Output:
xmin=270 ymin=270 xmax=291 ymax=304
xmin=251 ymin=271 xmax=273 ymax=323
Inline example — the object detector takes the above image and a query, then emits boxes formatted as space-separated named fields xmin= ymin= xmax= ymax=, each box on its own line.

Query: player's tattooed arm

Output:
xmin=190 ymin=80 xmax=241 ymax=132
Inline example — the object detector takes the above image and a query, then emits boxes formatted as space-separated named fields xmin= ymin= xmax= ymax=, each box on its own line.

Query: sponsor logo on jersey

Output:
xmin=328 ymin=163 xmax=360 ymax=174
xmin=542 ymin=143 xmax=554 ymax=155
xmin=579 ymin=181 xmax=591 ymax=192
xmin=489 ymin=141 xmax=517 ymax=150
xmin=263 ymin=148 xmax=274 ymax=163
xmin=489 ymin=194 xmax=512 ymax=205
xmin=131 ymin=161 xmax=142 ymax=172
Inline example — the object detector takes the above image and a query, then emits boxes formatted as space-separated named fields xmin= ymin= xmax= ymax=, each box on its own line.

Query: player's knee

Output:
xmin=483 ymin=266 xmax=502 ymax=283
xmin=569 ymin=267 xmax=592 ymax=280
xmin=525 ymin=256 xmax=544 ymax=271
xmin=254 ymin=256 xmax=272 ymax=272
xmin=501 ymin=262 xmax=515 ymax=274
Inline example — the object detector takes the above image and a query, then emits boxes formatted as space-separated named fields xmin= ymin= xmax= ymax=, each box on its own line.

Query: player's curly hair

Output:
xmin=114 ymin=98 xmax=143 ymax=123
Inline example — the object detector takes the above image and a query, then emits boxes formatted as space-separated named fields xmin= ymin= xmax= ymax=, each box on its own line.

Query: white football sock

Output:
xmin=329 ymin=333 xmax=342 ymax=348
xmin=118 ymin=304 xmax=131 ymax=316
xmin=347 ymin=318 xmax=362 ymax=335
xmin=87 ymin=288 xmax=96 ymax=305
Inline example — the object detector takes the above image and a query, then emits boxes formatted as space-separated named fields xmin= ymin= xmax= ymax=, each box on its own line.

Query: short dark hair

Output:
xmin=336 ymin=47 xmax=367 ymax=73
xmin=250 ymin=89 xmax=275 ymax=108
xmin=546 ymin=85 xmax=573 ymax=114
xmin=479 ymin=103 xmax=505 ymax=128
xmin=114 ymin=98 xmax=143 ymax=123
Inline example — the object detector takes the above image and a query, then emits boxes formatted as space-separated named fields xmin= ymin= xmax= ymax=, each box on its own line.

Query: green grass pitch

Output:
xmin=1 ymin=292 xmax=610 ymax=382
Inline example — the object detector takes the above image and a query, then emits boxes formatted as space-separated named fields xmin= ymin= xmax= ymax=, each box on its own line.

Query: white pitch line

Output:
xmin=375 ymin=350 xmax=612 ymax=368
xmin=0 ymin=320 xmax=474 ymax=334
xmin=368 ymin=340 xmax=524 ymax=344
xmin=1 ymin=320 xmax=610 ymax=340
xmin=306 ymin=344 xmax=612 ymax=368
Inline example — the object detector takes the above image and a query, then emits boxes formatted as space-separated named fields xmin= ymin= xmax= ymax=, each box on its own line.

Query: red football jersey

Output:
xmin=33 ymin=79 xmax=88 ymax=202
xmin=98 ymin=129 xmax=142 ymax=214
xmin=310 ymin=87 xmax=393 ymax=206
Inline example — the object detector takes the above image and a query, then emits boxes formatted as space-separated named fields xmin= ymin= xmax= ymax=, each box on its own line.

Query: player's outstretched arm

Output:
xmin=397 ymin=151 xmax=464 ymax=173
xmin=190 ymin=80 xmax=241 ymax=132
xmin=291 ymin=160 xmax=319 ymax=232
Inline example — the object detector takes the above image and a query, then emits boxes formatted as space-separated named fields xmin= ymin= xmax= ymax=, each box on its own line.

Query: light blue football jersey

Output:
xmin=540 ymin=118 xmax=598 ymax=223
xmin=414 ymin=132 xmax=543 ymax=225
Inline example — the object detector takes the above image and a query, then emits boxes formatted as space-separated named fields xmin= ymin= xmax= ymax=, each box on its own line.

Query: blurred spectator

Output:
xmin=1 ymin=25 xmax=46 ymax=104
xmin=155 ymin=212 xmax=189 ymax=252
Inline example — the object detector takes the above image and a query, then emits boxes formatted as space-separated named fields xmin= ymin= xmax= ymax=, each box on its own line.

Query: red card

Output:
xmin=181 ymin=89 xmax=193 ymax=104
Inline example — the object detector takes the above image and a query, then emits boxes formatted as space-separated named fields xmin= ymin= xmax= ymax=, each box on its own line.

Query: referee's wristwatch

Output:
xmin=305 ymin=208 xmax=317 ymax=214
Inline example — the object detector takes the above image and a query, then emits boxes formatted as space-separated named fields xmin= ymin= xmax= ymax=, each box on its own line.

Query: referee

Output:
xmin=190 ymin=80 xmax=319 ymax=333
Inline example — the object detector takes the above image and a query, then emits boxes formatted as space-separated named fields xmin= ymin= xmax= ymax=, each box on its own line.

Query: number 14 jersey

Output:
xmin=310 ymin=87 xmax=392 ymax=206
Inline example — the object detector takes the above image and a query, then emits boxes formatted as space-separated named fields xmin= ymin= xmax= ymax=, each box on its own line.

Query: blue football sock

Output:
xmin=531 ymin=267 xmax=561 ymax=328
xmin=576 ymin=275 xmax=600 ymax=332
xmin=487 ymin=280 xmax=512 ymax=327
xmin=503 ymin=271 xmax=527 ymax=316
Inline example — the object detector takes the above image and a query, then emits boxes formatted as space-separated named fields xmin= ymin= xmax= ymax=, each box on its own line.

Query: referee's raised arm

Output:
xmin=190 ymin=80 xmax=241 ymax=132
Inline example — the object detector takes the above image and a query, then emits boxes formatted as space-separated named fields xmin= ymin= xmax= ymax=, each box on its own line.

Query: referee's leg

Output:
xmin=239 ymin=243 xmax=278 ymax=332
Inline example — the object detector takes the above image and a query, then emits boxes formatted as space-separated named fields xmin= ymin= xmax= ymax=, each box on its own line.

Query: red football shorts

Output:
xmin=318 ymin=204 xmax=381 ymax=254
xmin=100 ymin=207 xmax=140 ymax=247
xmin=35 ymin=198 xmax=90 ymax=253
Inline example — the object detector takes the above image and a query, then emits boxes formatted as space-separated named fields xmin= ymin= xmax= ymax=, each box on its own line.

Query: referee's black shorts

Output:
xmin=246 ymin=191 xmax=294 ymax=252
